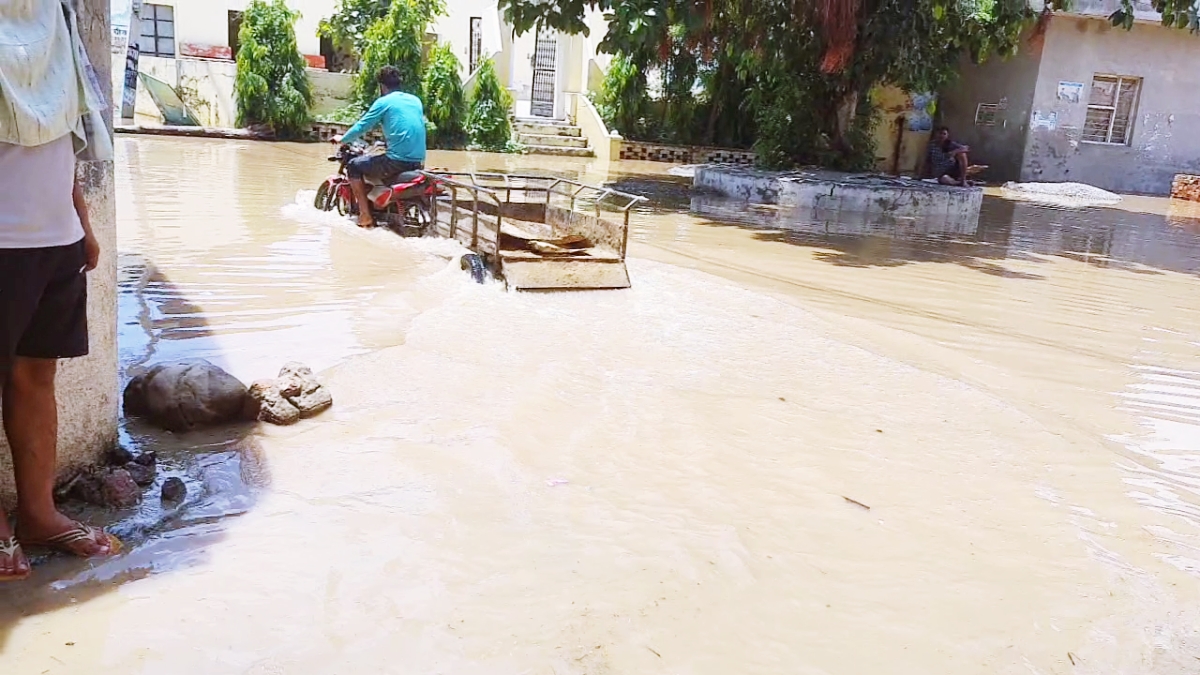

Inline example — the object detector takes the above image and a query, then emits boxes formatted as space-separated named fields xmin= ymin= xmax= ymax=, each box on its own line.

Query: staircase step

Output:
xmin=513 ymin=121 xmax=582 ymax=137
xmin=522 ymin=144 xmax=594 ymax=158
xmin=518 ymin=133 xmax=589 ymax=148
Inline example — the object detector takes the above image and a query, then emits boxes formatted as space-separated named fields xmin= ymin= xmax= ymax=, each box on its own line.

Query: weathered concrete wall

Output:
xmin=1 ymin=0 xmax=120 ymax=508
xmin=694 ymin=167 xmax=983 ymax=229
xmin=938 ymin=31 xmax=1044 ymax=182
xmin=109 ymin=53 xmax=354 ymax=127
xmin=1022 ymin=15 xmax=1200 ymax=194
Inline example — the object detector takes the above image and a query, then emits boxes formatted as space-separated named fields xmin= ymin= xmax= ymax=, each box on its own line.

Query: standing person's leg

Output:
xmin=0 ymin=246 xmax=43 ymax=580
xmin=8 ymin=241 xmax=114 ymax=557
xmin=347 ymin=155 xmax=380 ymax=228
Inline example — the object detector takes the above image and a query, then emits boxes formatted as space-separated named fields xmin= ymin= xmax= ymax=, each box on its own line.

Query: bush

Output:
xmin=422 ymin=44 xmax=467 ymax=149
xmin=355 ymin=0 xmax=444 ymax=108
xmin=234 ymin=0 xmax=312 ymax=138
xmin=466 ymin=58 xmax=514 ymax=152
xmin=594 ymin=53 xmax=651 ymax=139
xmin=314 ymin=103 xmax=363 ymax=125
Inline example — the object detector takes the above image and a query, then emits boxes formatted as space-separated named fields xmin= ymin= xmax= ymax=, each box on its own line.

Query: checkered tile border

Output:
xmin=618 ymin=141 xmax=756 ymax=166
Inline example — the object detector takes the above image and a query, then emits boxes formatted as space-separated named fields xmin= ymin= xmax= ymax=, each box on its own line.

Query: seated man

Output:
xmin=332 ymin=65 xmax=427 ymax=227
xmin=925 ymin=126 xmax=970 ymax=187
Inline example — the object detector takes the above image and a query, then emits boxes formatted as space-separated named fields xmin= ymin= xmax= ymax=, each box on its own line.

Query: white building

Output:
xmin=113 ymin=0 xmax=611 ymax=125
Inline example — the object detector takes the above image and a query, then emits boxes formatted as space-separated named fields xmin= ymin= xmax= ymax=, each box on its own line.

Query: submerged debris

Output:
xmin=843 ymin=496 xmax=871 ymax=511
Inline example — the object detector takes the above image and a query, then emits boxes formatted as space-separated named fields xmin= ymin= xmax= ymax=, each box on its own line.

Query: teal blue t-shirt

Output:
xmin=341 ymin=91 xmax=427 ymax=163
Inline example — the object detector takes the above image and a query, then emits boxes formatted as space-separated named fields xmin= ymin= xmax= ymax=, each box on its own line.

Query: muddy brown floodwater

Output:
xmin=3 ymin=136 xmax=1200 ymax=673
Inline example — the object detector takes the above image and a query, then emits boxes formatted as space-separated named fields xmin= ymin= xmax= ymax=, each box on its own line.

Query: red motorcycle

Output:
xmin=314 ymin=143 xmax=435 ymax=236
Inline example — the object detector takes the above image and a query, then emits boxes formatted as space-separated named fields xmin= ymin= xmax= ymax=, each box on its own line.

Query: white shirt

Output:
xmin=0 ymin=135 xmax=84 ymax=248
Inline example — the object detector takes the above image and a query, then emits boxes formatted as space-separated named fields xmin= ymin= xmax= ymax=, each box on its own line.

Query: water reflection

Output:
xmin=693 ymin=191 xmax=1200 ymax=276
xmin=6 ymin=138 xmax=1200 ymax=672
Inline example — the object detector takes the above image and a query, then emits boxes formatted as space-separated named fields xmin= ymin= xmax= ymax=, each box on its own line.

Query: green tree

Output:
xmin=496 ymin=0 xmax=1083 ymax=167
xmin=423 ymin=44 xmax=468 ymax=149
xmin=466 ymin=58 xmax=515 ymax=151
xmin=355 ymin=0 xmax=446 ymax=108
xmin=593 ymin=53 xmax=651 ymax=138
xmin=318 ymin=0 xmax=391 ymax=56
xmin=1111 ymin=0 xmax=1198 ymax=31
xmin=234 ymin=0 xmax=312 ymax=139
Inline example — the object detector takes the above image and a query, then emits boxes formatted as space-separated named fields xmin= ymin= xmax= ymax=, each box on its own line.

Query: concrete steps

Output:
xmin=519 ymin=132 xmax=589 ymax=149
xmin=515 ymin=118 xmax=593 ymax=158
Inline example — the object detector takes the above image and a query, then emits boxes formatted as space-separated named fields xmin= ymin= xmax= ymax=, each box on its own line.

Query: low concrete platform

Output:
xmin=116 ymin=124 xmax=272 ymax=140
xmin=694 ymin=166 xmax=983 ymax=223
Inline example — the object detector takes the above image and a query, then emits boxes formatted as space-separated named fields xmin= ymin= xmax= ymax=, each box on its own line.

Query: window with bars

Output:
xmin=139 ymin=4 xmax=176 ymax=57
xmin=1082 ymin=75 xmax=1140 ymax=145
xmin=468 ymin=17 xmax=483 ymax=73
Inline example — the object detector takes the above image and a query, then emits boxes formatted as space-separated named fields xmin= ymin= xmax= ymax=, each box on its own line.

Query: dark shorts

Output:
xmin=346 ymin=154 xmax=423 ymax=181
xmin=0 ymin=239 xmax=89 ymax=372
xmin=941 ymin=162 xmax=963 ymax=180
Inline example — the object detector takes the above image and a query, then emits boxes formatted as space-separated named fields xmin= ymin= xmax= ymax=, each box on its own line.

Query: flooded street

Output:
xmin=4 ymin=136 xmax=1200 ymax=673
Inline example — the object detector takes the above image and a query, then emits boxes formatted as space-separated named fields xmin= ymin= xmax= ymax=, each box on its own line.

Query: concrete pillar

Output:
xmin=0 ymin=0 xmax=119 ymax=508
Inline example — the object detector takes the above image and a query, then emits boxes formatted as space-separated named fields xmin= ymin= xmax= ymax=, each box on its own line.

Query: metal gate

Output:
xmin=530 ymin=33 xmax=557 ymax=118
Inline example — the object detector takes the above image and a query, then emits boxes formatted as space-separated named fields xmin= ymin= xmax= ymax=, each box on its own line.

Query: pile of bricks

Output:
xmin=1171 ymin=174 xmax=1200 ymax=202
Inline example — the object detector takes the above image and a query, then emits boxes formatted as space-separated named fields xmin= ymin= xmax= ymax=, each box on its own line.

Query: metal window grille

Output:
xmin=1082 ymin=75 xmax=1140 ymax=145
xmin=975 ymin=103 xmax=999 ymax=127
xmin=530 ymin=33 xmax=557 ymax=118
xmin=469 ymin=17 xmax=483 ymax=73
xmin=139 ymin=4 xmax=176 ymax=57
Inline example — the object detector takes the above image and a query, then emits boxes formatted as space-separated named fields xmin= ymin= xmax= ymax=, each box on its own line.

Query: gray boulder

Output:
xmin=124 ymin=359 xmax=249 ymax=431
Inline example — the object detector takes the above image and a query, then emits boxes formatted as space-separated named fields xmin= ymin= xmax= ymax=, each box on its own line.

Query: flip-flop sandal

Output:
xmin=0 ymin=536 xmax=31 ymax=581
xmin=24 ymin=523 xmax=122 ymax=558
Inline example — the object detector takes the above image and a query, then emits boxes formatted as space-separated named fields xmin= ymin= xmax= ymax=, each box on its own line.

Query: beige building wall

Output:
xmin=1 ymin=0 xmax=120 ymax=508
xmin=1021 ymin=14 xmax=1200 ymax=194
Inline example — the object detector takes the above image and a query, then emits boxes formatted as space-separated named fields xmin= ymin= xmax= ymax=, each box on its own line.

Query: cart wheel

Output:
xmin=460 ymin=254 xmax=487 ymax=284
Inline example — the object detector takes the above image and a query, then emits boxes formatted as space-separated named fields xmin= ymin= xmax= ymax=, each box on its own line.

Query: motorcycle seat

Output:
xmin=389 ymin=170 xmax=425 ymax=187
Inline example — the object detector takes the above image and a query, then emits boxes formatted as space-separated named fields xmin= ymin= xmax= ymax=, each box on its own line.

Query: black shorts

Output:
xmin=0 ymin=239 xmax=89 ymax=372
xmin=941 ymin=162 xmax=963 ymax=180
xmin=346 ymin=153 xmax=422 ymax=181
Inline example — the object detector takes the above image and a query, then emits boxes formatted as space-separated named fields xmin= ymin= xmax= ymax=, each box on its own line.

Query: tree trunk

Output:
xmin=827 ymin=86 xmax=861 ymax=165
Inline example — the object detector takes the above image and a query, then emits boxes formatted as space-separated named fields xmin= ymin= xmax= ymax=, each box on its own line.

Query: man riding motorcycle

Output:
xmin=331 ymin=65 xmax=427 ymax=228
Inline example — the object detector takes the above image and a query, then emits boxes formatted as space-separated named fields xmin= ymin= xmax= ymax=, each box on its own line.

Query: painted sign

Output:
xmin=1031 ymin=110 xmax=1058 ymax=131
xmin=907 ymin=92 xmax=936 ymax=132
xmin=1057 ymin=81 xmax=1084 ymax=104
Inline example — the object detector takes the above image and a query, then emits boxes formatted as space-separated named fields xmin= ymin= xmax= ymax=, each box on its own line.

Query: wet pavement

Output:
xmin=3 ymin=137 xmax=1200 ymax=673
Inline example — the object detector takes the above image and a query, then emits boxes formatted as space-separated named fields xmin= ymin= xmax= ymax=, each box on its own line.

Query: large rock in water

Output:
xmin=248 ymin=379 xmax=301 ymax=426
xmin=276 ymin=362 xmax=333 ymax=418
xmin=124 ymin=359 xmax=250 ymax=431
